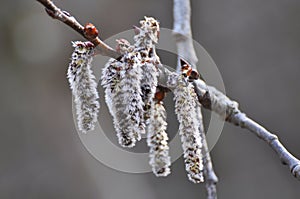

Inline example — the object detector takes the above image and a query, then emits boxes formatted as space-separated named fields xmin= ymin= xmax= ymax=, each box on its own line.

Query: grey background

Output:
xmin=1 ymin=0 xmax=300 ymax=198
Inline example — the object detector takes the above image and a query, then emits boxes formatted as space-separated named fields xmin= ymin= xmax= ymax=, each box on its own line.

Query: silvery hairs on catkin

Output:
xmin=138 ymin=50 xmax=159 ymax=124
xmin=102 ymin=39 xmax=144 ymax=147
xmin=168 ymin=73 xmax=204 ymax=183
xmin=134 ymin=17 xmax=160 ymax=49
xmin=101 ymin=58 xmax=125 ymax=145
xmin=67 ymin=41 xmax=100 ymax=133
xmin=133 ymin=17 xmax=160 ymax=125
xmin=147 ymin=97 xmax=171 ymax=177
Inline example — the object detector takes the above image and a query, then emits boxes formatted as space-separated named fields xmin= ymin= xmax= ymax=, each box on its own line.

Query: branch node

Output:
xmin=291 ymin=164 xmax=300 ymax=180
xmin=45 ymin=8 xmax=57 ymax=19
xmin=267 ymin=134 xmax=278 ymax=144
xmin=206 ymin=172 xmax=218 ymax=184
xmin=173 ymin=31 xmax=189 ymax=42
xmin=199 ymin=91 xmax=212 ymax=109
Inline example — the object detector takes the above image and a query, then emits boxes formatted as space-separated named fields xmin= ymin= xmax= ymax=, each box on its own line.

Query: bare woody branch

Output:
xmin=36 ymin=0 xmax=120 ymax=59
xmin=173 ymin=0 xmax=198 ymax=71
xmin=36 ymin=0 xmax=300 ymax=187
xmin=193 ymin=80 xmax=300 ymax=180
xmin=202 ymin=131 xmax=218 ymax=199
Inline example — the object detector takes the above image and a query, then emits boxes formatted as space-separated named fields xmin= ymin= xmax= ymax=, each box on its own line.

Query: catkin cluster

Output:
xmin=101 ymin=17 xmax=171 ymax=176
xmin=67 ymin=17 xmax=205 ymax=183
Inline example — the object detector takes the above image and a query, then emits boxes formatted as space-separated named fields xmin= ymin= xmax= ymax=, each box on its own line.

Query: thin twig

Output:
xmin=230 ymin=112 xmax=300 ymax=179
xmin=202 ymin=132 xmax=218 ymax=199
xmin=196 ymin=103 xmax=218 ymax=199
xmin=36 ymin=0 xmax=300 ymax=186
xmin=36 ymin=0 xmax=120 ymax=59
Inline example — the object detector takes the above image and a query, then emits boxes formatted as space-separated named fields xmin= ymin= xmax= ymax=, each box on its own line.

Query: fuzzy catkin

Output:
xmin=134 ymin=17 xmax=160 ymax=124
xmin=102 ymin=39 xmax=132 ymax=121
xmin=102 ymin=52 xmax=145 ymax=147
xmin=67 ymin=41 xmax=99 ymax=133
xmin=134 ymin=17 xmax=160 ymax=49
xmin=118 ymin=52 xmax=145 ymax=140
xmin=101 ymin=58 xmax=124 ymax=142
xmin=171 ymin=75 xmax=204 ymax=183
xmin=140 ymin=54 xmax=159 ymax=124
xmin=147 ymin=100 xmax=171 ymax=176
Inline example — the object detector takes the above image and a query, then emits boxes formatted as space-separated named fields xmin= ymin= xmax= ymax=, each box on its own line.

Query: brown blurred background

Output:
xmin=1 ymin=0 xmax=300 ymax=198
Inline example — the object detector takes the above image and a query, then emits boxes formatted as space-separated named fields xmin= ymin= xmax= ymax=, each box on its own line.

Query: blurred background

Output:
xmin=1 ymin=0 xmax=300 ymax=198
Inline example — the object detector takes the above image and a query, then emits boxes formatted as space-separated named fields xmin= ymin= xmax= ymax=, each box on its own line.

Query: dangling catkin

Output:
xmin=171 ymin=74 xmax=204 ymax=183
xmin=102 ymin=51 xmax=144 ymax=147
xmin=67 ymin=41 xmax=99 ymax=133
xmin=134 ymin=17 xmax=160 ymax=124
xmin=147 ymin=98 xmax=171 ymax=176
xmin=140 ymin=54 xmax=159 ymax=124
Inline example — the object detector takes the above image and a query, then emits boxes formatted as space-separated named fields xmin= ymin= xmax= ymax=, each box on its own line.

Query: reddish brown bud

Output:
xmin=84 ymin=23 xmax=99 ymax=40
xmin=189 ymin=70 xmax=200 ymax=80
xmin=155 ymin=90 xmax=166 ymax=102
xmin=186 ymin=68 xmax=192 ymax=76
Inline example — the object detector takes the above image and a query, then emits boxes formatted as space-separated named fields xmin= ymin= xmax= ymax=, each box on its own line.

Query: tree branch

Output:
xmin=193 ymin=80 xmax=300 ymax=180
xmin=202 ymin=132 xmax=218 ymax=199
xmin=173 ymin=0 xmax=198 ymax=71
xmin=36 ymin=0 xmax=120 ymax=59
xmin=230 ymin=113 xmax=300 ymax=179
xmin=36 ymin=0 xmax=300 ymax=190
